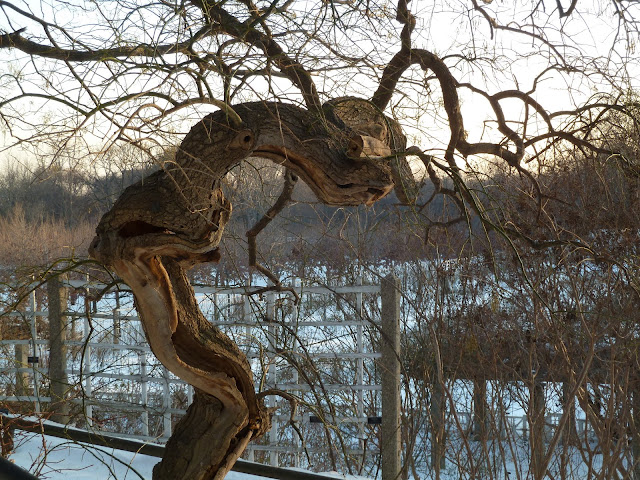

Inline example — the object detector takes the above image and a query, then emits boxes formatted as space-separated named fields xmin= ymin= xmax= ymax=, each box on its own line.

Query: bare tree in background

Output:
xmin=2 ymin=0 xmax=640 ymax=478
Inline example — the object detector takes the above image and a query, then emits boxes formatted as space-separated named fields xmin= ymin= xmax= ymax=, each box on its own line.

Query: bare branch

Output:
xmin=556 ymin=0 xmax=579 ymax=18
xmin=246 ymin=169 xmax=299 ymax=299
xmin=370 ymin=0 xmax=415 ymax=111
xmin=193 ymin=1 xmax=323 ymax=112
xmin=0 ymin=27 xmax=203 ymax=62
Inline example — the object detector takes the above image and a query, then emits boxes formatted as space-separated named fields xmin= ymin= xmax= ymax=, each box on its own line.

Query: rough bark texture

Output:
xmin=324 ymin=97 xmax=419 ymax=204
xmin=89 ymin=99 xmax=401 ymax=479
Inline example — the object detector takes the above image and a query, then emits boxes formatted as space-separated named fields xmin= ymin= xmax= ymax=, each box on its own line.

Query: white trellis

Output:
xmin=0 ymin=278 xmax=388 ymax=470
xmin=0 ymin=276 xmax=603 ymax=477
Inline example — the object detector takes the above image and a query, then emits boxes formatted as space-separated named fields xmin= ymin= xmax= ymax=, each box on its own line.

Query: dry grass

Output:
xmin=0 ymin=206 xmax=94 ymax=270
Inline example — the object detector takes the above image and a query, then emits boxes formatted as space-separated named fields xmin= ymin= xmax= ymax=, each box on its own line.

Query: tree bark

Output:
xmin=153 ymin=390 xmax=252 ymax=480
xmin=88 ymin=100 xmax=402 ymax=478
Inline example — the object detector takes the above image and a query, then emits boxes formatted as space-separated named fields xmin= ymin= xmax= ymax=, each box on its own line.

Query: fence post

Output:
xmin=14 ymin=344 xmax=29 ymax=398
xmin=561 ymin=381 xmax=579 ymax=447
xmin=380 ymin=274 xmax=401 ymax=480
xmin=266 ymin=291 xmax=279 ymax=467
xmin=472 ymin=378 xmax=488 ymax=441
xmin=112 ymin=308 xmax=121 ymax=344
xmin=47 ymin=273 xmax=70 ymax=424
xmin=430 ymin=372 xmax=446 ymax=472
xmin=633 ymin=380 xmax=640 ymax=480
xmin=356 ymin=276 xmax=365 ymax=456
xmin=530 ymin=379 xmax=545 ymax=480
xmin=29 ymin=288 xmax=41 ymax=414
xmin=140 ymin=351 xmax=149 ymax=437
xmin=83 ymin=314 xmax=93 ymax=427
xmin=162 ymin=367 xmax=172 ymax=440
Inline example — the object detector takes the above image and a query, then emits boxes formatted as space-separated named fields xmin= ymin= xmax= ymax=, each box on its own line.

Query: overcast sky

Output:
xmin=1 ymin=0 xmax=638 ymax=170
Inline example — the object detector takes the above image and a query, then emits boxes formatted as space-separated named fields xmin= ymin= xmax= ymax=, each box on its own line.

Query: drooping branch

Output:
xmin=371 ymin=0 xmax=628 ymax=187
xmin=246 ymin=168 xmax=299 ymax=294
xmin=0 ymin=26 xmax=205 ymax=61
xmin=376 ymin=44 xmax=541 ymax=170
xmin=371 ymin=1 xmax=467 ymax=165
xmin=376 ymin=43 xmax=622 ymax=176
xmin=374 ymin=46 xmax=467 ymax=166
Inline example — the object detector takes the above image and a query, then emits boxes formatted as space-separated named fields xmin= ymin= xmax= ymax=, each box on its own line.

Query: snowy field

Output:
xmin=7 ymin=430 xmax=611 ymax=480
xmin=10 ymin=431 xmax=263 ymax=480
xmin=8 ymin=431 xmax=369 ymax=480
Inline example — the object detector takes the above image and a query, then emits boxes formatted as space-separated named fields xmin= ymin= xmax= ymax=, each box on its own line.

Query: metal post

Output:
xmin=356 ymin=276 xmax=365 ymax=455
xmin=29 ymin=289 xmax=40 ymax=414
xmin=266 ymin=291 xmax=279 ymax=467
xmin=380 ymin=274 xmax=401 ymax=480
xmin=140 ymin=351 xmax=149 ymax=437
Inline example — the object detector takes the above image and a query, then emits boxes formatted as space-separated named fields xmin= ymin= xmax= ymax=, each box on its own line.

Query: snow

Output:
xmin=8 ymin=431 xmax=369 ymax=480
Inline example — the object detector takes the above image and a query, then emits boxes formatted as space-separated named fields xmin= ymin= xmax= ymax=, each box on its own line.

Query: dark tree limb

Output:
xmin=0 ymin=26 xmax=203 ymax=61
xmin=371 ymin=0 xmax=415 ymax=112
xmin=556 ymin=0 xmax=579 ymax=18
xmin=246 ymin=169 xmax=300 ymax=300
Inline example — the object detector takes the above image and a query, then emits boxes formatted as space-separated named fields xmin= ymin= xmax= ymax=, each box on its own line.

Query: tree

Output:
xmin=2 ymin=0 xmax=639 ymax=478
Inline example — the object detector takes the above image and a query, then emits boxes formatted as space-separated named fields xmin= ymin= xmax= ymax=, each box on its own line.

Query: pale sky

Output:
xmin=0 ymin=0 xmax=638 ymax=171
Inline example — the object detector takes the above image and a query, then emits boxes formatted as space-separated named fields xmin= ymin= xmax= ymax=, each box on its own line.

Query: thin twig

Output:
xmin=246 ymin=169 xmax=300 ymax=302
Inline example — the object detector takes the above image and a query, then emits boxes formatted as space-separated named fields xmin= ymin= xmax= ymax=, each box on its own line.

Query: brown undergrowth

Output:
xmin=0 ymin=206 xmax=94 ymax=272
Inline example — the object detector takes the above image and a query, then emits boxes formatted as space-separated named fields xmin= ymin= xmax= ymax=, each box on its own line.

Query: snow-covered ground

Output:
xmin=8 ymin=429 xmax=612 ymax=480
xmin=8 ymin=431 xmax=368 ymax=480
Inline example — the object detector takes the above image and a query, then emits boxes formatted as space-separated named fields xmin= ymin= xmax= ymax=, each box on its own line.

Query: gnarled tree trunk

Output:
xmin=89 ymin=99 xmax=402 ymax=479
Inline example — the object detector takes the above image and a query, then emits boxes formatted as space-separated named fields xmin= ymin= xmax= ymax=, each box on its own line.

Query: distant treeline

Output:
xmin=1 ymin=148 xmax=638 ymax=273
xmin=0 ymin=162 xmax=156 ymax=226
xmin=0 ymin=156 xmax=451 ymax=270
